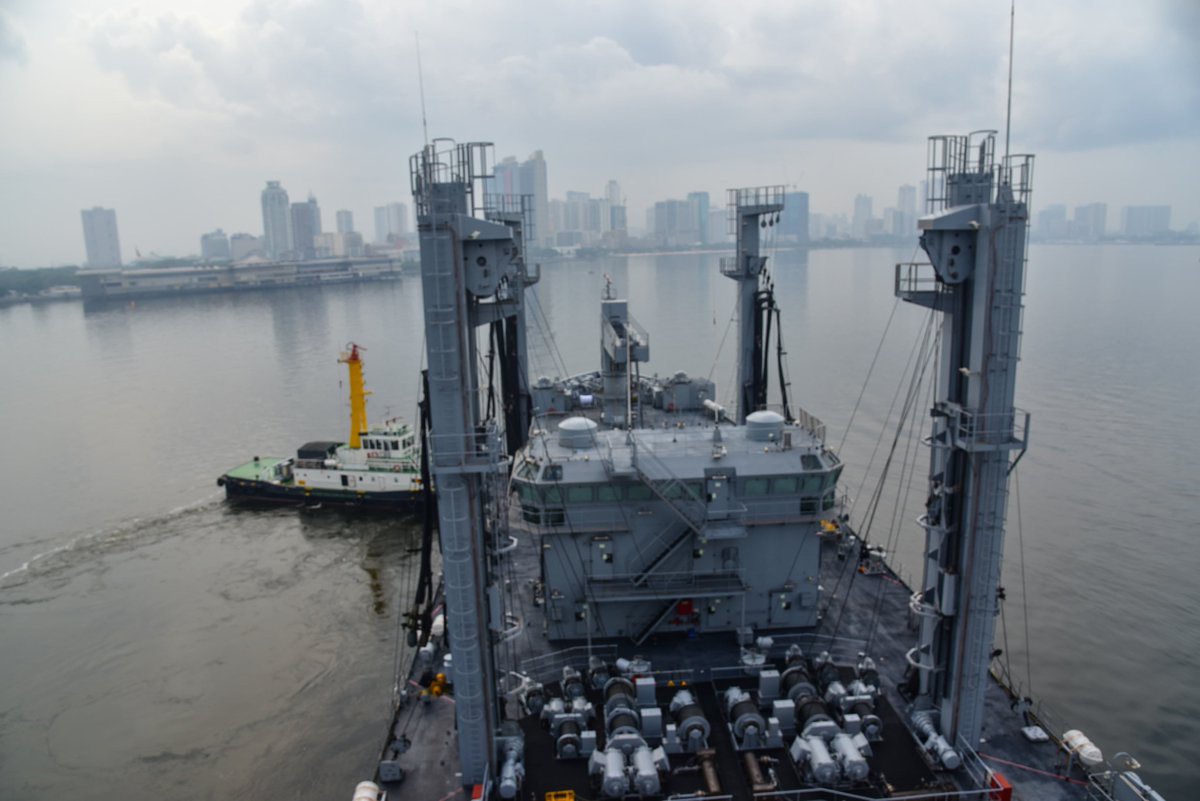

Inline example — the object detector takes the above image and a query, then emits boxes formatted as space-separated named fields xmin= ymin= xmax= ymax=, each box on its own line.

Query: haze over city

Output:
xmin=1 ymin=0 xmax=1197 ymax=268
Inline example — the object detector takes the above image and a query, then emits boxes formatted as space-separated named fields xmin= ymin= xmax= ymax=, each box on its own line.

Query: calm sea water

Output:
xmin=0 ymin=244 xmax=1196 ymax=800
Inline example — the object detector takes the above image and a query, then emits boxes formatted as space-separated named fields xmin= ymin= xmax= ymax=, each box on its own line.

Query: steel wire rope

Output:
xmin=1014 ymin=466 xmax=1034 ymax=699
xmin=865 ymin=345 xmax=938 ymax=651
xmin=828 ymin=312 xmax=938 ymax=643
xmin=822 ymin=307 xmax=935 ymax=621
xmin=852 ymin=317 xmax=936 ymax=646
xmin=848 ymin=305 xmax=937 ymax=520
xmin=834 ymin=243 xmax=921 ymax=454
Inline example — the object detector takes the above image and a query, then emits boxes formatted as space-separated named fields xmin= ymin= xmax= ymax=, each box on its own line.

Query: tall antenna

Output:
xmin=415 ymin=32 xmax=430 ymax=148
xmin=1004 ymin=0 xmax=1015 ymax=161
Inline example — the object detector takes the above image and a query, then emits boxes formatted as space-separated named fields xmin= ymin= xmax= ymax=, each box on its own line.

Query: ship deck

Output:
xmin=378 ymin=499 xmax=1096 ymax=801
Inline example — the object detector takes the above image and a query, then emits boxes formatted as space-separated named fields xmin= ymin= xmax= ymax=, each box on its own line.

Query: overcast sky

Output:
xmin=1 ymin=0 xmax=1197 ymax=267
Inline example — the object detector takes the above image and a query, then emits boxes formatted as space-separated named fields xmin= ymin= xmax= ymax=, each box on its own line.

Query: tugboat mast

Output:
xmin=898 ymin=131 xmax=1034 ymax=752
xmin=338 ymin=343 xmax=369 ymax=449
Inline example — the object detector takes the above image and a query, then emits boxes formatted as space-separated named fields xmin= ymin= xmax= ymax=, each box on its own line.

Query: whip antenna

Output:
xmin=1004 ymin=0 xmax=1015 ymax=161
xmin=415 ymin=32 xmax=430 ymax=148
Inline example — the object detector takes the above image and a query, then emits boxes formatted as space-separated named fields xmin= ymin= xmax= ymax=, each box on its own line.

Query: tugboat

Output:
xmin=217 ymin=343 xmax=423 ymax=512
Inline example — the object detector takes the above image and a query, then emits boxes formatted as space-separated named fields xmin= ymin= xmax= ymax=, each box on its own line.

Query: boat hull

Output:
xmin=218 ymin=474 xmax=424 ymax=513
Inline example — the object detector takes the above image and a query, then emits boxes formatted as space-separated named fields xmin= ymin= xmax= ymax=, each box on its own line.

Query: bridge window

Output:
xmin=771 ymin=477 xmax=799 ymax=494
xmin=626 ymin=484 xmax=653 ymax=501
xmin=566 ymin=486 xmax=594 ymax=503
xmin=597 ymin=484 xmax=620 ymax=502
xmin=742 ymin=478 xmax=769 ymax=496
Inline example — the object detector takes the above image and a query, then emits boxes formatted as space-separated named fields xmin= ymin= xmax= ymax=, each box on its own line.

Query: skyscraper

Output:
xmin=780 ymin=191 xmax=810 ymax=244
xmin=1120 ymin=206 xmax=1171 ymax=237
xmin=373 ymin=202 xmax=408 ymax=243
xmin=852 ymin=194 xmax=874 ymax=239
xmin=1073 ymin=203 xmax=1107 ymax=240
xmin=290 ymin=201 xmax=318 ymax=260
xmin=305 ymin=194 xmax=322 ymax=236
xmin=492 ymin=151 xmax=550 ymax=247
xmin=336 ymin=209 xmax=354 ymax=235
xmin=687 ymin=192 xmax=710 ymax=244
xmin=261 ymin=181 xmax=291 ymax=259
xmin=80 ymin=207 xmax=122 ymax=267
xmin=897 ymin=185 xmax=917 ymax=235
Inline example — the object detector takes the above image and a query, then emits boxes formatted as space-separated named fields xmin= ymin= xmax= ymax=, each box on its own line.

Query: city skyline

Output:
xmin=2 ymin=1 xmax=1196 ymax=267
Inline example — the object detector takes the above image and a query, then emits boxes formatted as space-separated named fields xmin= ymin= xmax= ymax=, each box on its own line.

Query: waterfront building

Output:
xmin=781 ymin=190 xmax=810 ymax=244
xmin=261 ymin=181 xmax=291 ymax=259
xmin=1073 ymin=203 xmax=1107 ymax=240
xmin=80 ymin=206 xmax=122 ymax=268
xmin=229 ymin=233 xmax=262 ymax=261
xmin=687 ymin=191 xmax=711 ymax=244
xmin=897 ymin=184 xmax=917 ymax=235
xmin=493 ymin=151 xmax=549 ymax=246
xmin=1120 ymin=205 xmax=1171 ymax=238
xmin=373 ymin=202 xmax=408 ymax=243
xmin=336 ymin=209 xmax=354 ymax=235
xmin=1037 ymin=204 xmax=1068 ymax=239
xmin=200 ymin=229 xmax=231 ymax=261
xmin=291 ymin=201 xmax=318 ymax=260
xmin=852 ymin=194 xmax=873 ymax=239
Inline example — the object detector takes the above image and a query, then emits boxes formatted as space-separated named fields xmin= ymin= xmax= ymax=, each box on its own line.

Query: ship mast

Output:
xmin=410 ymin=139 xmax=529 ymax=788
xmin=897 ymin=132 xmax=1034 ymax=753
xmin=721 ymin=186 xmax=784 ymax=424
xmin=338 ymin=343 xmax=369 ymax=449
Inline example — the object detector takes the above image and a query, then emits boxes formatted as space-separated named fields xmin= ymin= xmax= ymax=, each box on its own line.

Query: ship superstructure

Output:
xmin=363 ymin=133 xmax=1169 ymax=801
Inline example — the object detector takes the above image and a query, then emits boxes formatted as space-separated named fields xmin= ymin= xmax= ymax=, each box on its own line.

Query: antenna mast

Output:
xmin=1004 ymin=0 xmax=1015 ymax=160
xmin=415 ymin=32 xmax=430 ymax=148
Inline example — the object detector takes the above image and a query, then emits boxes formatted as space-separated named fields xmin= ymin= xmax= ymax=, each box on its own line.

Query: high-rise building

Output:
xmin=605 ymin=180 xmax=622 ymax=208
xmin=1120 ymin=206 xmax=1171 ymax=238
xmin=852 ymin=194 xmax=873 ymax=239
xmin=780 ymin=191 xmax=810 ymax=244
xmin=373 ymin=202 xmax=408 ymax=243
xmin=80 ymin=207 xmax=122 ymax=268
xmin=305 ymin=194 xmax=322 ymax=236
xmin=336 ymin=209 xmax=354 ymax=235
xmin=200 ymin=229 xmax=231 ymax=261
xmin=897 ymin=185 xmax=917 ymax=235
xmin=1073 ymin=203 xmax=1107 ymax=240
xmin=1037 ymin=204 xmax=1068 ymax=239
xmin=229 ymin=233 xmax=262 ymax=261
xmin=687 ymin=192 xmax=710 ymax=244
xmin=290 ymin=201 xmax=318 ymax=260
xmin=261 ymin=181 xmax=291 ymax=259
xmin=493 ymin=151 xmax=550 ymax=246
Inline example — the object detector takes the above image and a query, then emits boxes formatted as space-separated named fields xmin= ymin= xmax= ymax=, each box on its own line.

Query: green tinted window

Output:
xmin=597 ymin=484 xmax=620 ymax=502
xmin=543 ymin=486 xmax=562 ymax=504
xmin=802 ymin=474 xmax=824 ymax=493
xmin=626 ymin=484 xmax=653 ymax=501
xmin=772 ymin=477 xmax=798 ymax=494
xmin=743 ymin=478 xmax=769 ymax=496
xmin=566 ymin=486 xmax=594 ymax=503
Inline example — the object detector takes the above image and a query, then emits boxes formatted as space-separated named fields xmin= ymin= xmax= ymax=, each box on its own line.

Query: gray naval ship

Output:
xmin=352 ymin=132 xmax=1168 ymax=801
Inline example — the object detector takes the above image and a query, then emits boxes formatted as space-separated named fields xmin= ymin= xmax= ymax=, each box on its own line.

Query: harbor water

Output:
xmin=0 ymin=244 xmax=1196 ymax=800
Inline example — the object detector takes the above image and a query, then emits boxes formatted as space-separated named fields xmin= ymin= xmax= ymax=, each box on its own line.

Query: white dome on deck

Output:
xmin=746 ymin=410 xmax=785 ymax=442
xmin=557 ymin=416 xmax=599 ymax=449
